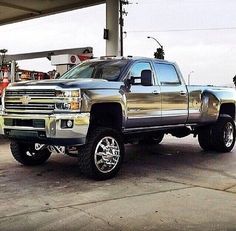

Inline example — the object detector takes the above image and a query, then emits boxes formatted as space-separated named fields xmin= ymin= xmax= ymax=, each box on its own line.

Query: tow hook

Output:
xmin=34 ymin=143 xmax=65 ymax=154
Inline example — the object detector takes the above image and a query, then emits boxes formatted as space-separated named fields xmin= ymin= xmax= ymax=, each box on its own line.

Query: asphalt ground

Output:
xmin=0 ymin=135 xmax=236 ymax=231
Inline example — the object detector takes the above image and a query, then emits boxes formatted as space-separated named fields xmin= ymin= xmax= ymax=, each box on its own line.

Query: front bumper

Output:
xmin=1 ymin=113 xmax=90 ymax=145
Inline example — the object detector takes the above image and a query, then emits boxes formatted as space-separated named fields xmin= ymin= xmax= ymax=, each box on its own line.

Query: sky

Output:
xmin=0 ymin=0 xmax=236 ymax=86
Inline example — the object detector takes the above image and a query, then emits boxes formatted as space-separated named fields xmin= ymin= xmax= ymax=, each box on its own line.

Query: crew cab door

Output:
xmin=153 ymin=62 xmax=188 ymax=125
xmin=124 ymin=61 xmax=161 ymax=128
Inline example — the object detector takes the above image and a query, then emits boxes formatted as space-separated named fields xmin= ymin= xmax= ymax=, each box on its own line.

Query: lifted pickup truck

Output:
xmin=1 ymin=57 xmax=236 ymax=180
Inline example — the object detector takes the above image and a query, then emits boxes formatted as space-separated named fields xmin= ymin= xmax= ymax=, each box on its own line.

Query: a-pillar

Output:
xmin=106 ymin=0 xmax=120 ymax=56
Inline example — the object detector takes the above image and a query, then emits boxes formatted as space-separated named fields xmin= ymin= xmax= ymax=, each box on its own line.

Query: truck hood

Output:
xmin=8 ymin=78 xmax=123 ymax=89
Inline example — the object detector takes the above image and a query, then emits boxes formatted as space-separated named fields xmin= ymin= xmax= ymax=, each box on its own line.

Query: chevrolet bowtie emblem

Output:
xmin=20 ymin=95 xmax=31 ymax=105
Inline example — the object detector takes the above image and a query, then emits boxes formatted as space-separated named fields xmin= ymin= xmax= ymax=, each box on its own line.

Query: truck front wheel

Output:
xmin=78 ymin=127 xmax=124 ymax=180
xmin=10 ymin=141 xmax=51 ymax=166
xmin=198 ymin=126 xmax=213 ymax=151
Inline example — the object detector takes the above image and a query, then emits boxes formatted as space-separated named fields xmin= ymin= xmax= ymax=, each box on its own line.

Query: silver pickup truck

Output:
xmin=1 ymin=57 xmax=236 ymax=180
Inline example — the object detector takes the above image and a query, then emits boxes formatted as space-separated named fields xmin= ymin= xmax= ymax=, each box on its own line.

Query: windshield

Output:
xmin=59 ymin=60 xmax=129 ymax=81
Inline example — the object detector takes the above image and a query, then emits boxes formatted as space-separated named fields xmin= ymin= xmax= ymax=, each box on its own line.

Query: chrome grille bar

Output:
xmin=5 ymin=89 xmax=55 ymax=97
xmin=4 ymin=89 xmax=55 ymax=114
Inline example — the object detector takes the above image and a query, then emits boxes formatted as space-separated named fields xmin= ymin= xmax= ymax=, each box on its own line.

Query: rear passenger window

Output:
xmin=154 ymin=63 xmax=180 ymax=85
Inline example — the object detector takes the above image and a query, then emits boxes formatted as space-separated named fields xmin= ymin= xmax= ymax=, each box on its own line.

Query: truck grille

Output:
xmin=4 ymin=89 xmax=55 ymax=114
xmin=5 ymin=89 xmax=55 ymax=97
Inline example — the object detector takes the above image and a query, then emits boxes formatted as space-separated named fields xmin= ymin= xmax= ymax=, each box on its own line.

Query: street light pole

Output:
xmin=147 ymin=36 xmax=163 ymax=49
xmin=147 ymin=36 xmax=164 ymax=59
xmin=188 ymin=71 xmax=194 ymax=85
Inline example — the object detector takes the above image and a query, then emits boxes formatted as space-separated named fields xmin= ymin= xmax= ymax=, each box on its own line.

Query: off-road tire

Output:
xmin=139 ymin=134 xmax=164 ymax=145
xmin=198 ymin=115 xmax=235 ymax=152
xmin=211 ymin=115 xmax=235 ymax=152
xmin=10 ymin=141 xmax=51 ymax=166
xmin=78 ymin=127 xmax=124 ymax=180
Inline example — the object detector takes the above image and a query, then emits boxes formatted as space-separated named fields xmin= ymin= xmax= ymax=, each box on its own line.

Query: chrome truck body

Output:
xmin=1 ymin=57 xmax=236 ymax=180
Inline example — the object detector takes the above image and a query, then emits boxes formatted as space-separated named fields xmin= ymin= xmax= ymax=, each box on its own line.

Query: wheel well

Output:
xmin=219 ymin=103 xmax=235 ymax=119
xmin=89 ymin=103 xmax=123 ymax=130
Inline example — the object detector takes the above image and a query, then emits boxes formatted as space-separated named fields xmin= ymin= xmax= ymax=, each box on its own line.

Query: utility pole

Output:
xmin=119 ymin=0 xmax=129 ymax=56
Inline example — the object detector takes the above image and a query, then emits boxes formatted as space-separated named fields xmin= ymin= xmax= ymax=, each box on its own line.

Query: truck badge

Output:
xmin=20 ymin=95 xmax=31 ymax=105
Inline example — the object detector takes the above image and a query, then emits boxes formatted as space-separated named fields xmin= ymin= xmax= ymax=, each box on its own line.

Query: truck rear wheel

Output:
xmin=78 ymin=127 xmax=124 ymax=180
xmin=211 ymin=115 xmax=235 ymax=152
xmin=198 ymin=115 xmax=235 ymax=152
xmin=10 ymin=141 xmax=51 ymax=166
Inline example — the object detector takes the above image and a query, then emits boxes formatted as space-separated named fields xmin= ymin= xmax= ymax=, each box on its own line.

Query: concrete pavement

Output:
xmin=0 ymin=135 xmax=236 ymax=230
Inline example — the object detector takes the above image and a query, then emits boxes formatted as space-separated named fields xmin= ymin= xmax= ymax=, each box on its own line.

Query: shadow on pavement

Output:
xmin=0 ymin=137 xmax=235 ymax=196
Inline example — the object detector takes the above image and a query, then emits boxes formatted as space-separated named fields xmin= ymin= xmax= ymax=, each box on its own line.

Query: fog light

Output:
xmin=67 ymin=120 xmax=73 ymax=128
xmin=61 ymin=119 xmax=74 ymax=129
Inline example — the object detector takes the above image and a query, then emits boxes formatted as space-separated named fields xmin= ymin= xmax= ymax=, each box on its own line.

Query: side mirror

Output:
xmin=124 ymin=78 xmax=132 ymax=87
xmin=141 ymin=70 xmax=153 ymax=86
xmin=125 ymin=76 xmax=139 ymax=86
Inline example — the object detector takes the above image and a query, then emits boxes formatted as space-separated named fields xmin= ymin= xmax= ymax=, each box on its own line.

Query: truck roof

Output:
xmin=92 ymin=56 xmax=174 ymax=64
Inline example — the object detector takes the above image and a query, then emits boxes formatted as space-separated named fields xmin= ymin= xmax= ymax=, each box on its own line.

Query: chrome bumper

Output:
xmin=0 ymin=113 xmax=90 ymax=145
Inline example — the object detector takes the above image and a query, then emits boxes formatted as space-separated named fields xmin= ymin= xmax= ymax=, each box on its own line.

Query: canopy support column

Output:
xmin=106 ymin=0 xmax=120 ymax=56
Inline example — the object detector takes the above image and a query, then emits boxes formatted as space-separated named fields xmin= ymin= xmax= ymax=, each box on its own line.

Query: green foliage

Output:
xmin=233 ymin=75 xmax=236 ymax=86
xmin=154 ymin=48 xmax=165 ymax=60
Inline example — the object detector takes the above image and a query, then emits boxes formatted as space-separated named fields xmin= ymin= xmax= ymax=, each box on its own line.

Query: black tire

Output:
xmin=198 ymin=115 xmax=235 ymax=152
xmin=139 ymin=134 xmax=164 ymax=145
xmin=198 ymin=126 xmax=213 ymax=151
xmin=211 ymin=115 xmax=235 ymax=152
xmin=78 ymin=127 xmax=124 ymax=180
xmin=10 ymin=141 xmax=51 ymax=166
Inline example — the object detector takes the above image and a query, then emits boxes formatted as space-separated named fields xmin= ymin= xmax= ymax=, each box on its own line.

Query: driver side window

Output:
xmin=130 ymin=62 xmax=152 ymax=77
xmin=129 ymin=62 xmax=152 ymax=85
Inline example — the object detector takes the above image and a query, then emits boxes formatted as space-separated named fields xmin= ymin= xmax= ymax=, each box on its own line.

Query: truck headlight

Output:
xmin=56 ymin=90 xmax=80 ymax=98
xmin=55 ymin=90 xmax=81 ymax=111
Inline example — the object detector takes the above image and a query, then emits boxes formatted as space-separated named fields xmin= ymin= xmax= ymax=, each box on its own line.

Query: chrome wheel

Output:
xmin=224 ymin=122 xmax=234 ymax=148
xmin=94 ymin=136 xmax=120 ymax=173
xmin=78 ymin=127 xmax=124 ymax=180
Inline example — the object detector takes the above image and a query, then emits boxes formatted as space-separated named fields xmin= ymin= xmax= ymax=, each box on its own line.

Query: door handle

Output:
xmin=180 ymin=91 xmax=187 ymax=96
xmin=152 ymin=90 xmax=160 ymax=95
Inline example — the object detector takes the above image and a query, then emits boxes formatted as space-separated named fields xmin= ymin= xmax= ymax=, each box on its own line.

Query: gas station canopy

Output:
xmin=0 ymin=0 xmax=105 ymax=26
xmin=0 ymin=0 xmax=120 ymax=56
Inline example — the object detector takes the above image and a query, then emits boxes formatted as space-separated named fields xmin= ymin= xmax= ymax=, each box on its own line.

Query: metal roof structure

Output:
xmin=4 ymin=47 xmax=93 ymax=61
xmin=0 ymin=0 xmax=105 ymax=26
xmin=0 ymin=0 xmax=120 ymax=56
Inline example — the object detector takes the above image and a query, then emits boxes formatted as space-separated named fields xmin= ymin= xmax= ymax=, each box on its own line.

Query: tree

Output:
xmin=233 ymin=75 xmax=236 ymax=86
xmin=154 ymin=48 xmax=165 ymax=60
